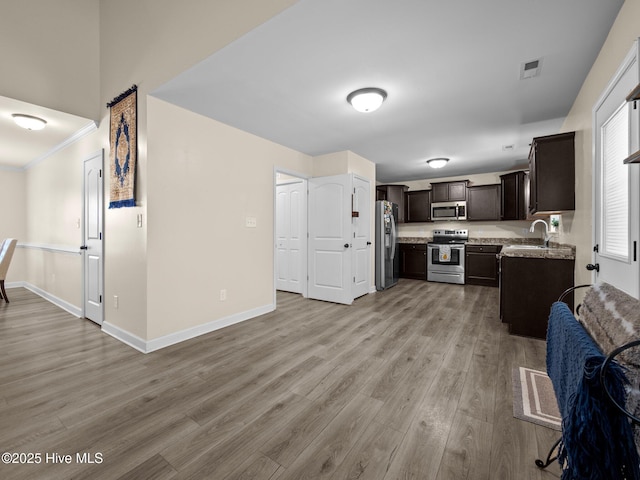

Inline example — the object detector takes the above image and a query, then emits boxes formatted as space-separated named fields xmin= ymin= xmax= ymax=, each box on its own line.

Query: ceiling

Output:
xmin=152 ymin=0 xmax=624 ymax=183
xmin=0 ymin=95 xmax=95 ymax=169
xmin=1 ymin=1 xmax=624 ymax=181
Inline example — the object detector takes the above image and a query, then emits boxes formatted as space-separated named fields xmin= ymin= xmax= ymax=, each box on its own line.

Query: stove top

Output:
xmin=431 ymin=229 xmax=469 ymax=244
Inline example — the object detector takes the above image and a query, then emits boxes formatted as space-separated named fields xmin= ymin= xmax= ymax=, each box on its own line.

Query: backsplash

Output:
xmin=398 ymin=219 xmax=550 ymax=241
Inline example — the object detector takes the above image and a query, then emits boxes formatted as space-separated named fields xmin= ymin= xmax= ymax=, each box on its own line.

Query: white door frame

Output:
xmin=82 ymin=149 xmax=105 ymax=324
xmin=273 ymin=167 xmax=309 ymax=304
xmin=591 ymin=39 xmax=640 ymax=297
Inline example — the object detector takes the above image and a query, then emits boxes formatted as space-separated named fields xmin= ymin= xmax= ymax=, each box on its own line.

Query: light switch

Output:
xmin=137 ymin=214 xmax=143 ymax=228
xmin=245 ymin=216 xmax=257 ymax=228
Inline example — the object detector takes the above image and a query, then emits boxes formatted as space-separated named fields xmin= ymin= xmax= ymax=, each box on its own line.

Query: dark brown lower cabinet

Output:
xmin=465 ymin=244 xmax=502 ymax=287
xmin=499 ymin=256 xmax=574 ymax=339
xmin=400 ymin=244 xmax=427 ymax=280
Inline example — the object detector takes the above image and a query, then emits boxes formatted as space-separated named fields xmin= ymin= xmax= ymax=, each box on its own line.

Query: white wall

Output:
xmin=560 ymin=0 xmax=640 ymax=289
xmin=23 ymin=129 xmax=102 ymax=307
xmin=97 ymin=0 xmax=297 ymax=341
xmin=146 ymin=97 xmax=313 ymax=340
xmin=0 ymin=169 xmax=27 ymax=282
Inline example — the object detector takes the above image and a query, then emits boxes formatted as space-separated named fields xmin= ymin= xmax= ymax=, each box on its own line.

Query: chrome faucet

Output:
xmin=530 ymin=219 xmax=551 ymax=247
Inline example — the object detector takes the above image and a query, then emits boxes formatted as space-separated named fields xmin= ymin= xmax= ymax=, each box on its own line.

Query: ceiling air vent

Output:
xmin=520 ymin=58 xmax=543 ymax=80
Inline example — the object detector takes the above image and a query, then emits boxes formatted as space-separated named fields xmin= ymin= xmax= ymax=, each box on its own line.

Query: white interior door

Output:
xmin=83 ymin=150 xmax=104 ymax=324
xmin=308 ymin=174 xmax=353 ymax=305
xmin=593 ymin=40 xmax=640 ymax=298
xmin=275 ymin=181 xmax=306 ymax=294
xmin=352 ymin=175 xmax=370 ymax=299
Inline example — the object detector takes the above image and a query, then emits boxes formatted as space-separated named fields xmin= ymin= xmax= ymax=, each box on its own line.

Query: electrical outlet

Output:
xmin=245 ymin=217 xmax=257 ymax=228
xmin=220 ymin=289 xmax=227 ymax=301
xmin=114 ymin=295 xmax=119 ymax=309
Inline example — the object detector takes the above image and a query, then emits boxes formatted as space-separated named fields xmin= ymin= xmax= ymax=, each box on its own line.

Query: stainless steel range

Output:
xmin=427 ymin=229 xmax=468 ymax=285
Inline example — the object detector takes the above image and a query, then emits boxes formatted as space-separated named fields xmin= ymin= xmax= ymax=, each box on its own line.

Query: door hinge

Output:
xmin=593 ymin=244 xmax=599 ymax=253
xmin=100 ymin=232 xmax=102 ymax=240
xmin=353 ymin=276 xmax=356 ymax=283
xmin=99 ymin=295 xmax=102 ymax=303
xmin=99 ymin=169 xmax=102 ymax=177
xmin=634 ymin=241 xmax=637 ymax=262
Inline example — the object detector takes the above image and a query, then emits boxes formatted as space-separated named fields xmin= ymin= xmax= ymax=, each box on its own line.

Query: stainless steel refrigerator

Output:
xmin=375 ymin=200 xmax=399 ymax=290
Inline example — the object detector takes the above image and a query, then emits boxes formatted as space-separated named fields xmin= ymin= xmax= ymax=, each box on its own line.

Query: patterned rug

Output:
xmin=512 ymin=367 xmax=561 ymax=431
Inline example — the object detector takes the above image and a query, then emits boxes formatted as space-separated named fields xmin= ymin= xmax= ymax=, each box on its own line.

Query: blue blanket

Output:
xmin=547 ymin=301 xmax=639 ymax=480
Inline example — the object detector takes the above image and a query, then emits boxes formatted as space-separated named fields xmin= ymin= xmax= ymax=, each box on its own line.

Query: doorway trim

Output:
xmin=82 ymin=149 xmax=105 ymax=324
xmin=273 ymin=166 xmax=309 ymax=305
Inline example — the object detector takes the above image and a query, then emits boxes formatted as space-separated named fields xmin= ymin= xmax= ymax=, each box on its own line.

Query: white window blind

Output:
xmin=601 ymin=102 xmax=629 ymax=259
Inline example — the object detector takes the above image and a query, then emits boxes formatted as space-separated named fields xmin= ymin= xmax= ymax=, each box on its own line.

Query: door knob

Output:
xmin=586 ymin=263 xmax=600 ymax=272
xmin=366 ymin=241 xmax=372 ymax=245
xmin=80 ymin=245 xmax=88 ymax=250
xmin=344 ymin=243 xmax=350 ymax=248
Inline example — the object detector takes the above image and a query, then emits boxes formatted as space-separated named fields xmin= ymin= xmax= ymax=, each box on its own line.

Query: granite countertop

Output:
xmin=498 ymin=244 xmax=576 ymax=260
xmin=399 ymin=236 xmax=432 ymax=244
xmin=398 ymin=236 xmax=576 ymax=260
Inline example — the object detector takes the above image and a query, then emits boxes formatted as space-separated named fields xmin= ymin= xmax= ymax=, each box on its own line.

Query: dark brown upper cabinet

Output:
xmin=406 ymin=190 xmax=431 ymax=223
xmin=500 ymin=171 xmax=529 ymax=221
xmin=376 ymin=185 xmax=408 ymax=223
xmin=528 ymin=132 xmax=575 ymax=215
xmin=466 ymin=184 xmax=500 ymax=221
xmin=431 ymin=180 xmax=468 ymax=203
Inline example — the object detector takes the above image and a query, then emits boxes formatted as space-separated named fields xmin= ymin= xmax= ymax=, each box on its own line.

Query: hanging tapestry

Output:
xmin=108 ymin=85 xmax=137 ymax=208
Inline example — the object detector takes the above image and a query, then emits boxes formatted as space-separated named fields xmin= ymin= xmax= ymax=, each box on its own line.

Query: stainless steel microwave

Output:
xmin=431 ymin=201 xmax=467 ymax=221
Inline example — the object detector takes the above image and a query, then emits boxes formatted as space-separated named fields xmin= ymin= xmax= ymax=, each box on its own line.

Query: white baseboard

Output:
xmin=7 ymin=281 xmax=275 ymax=354
xmin=9 ymin=281 xmax=83 ymax=317
xmin=103 ymin=303 xmax=276 ymax=354
xmin=101 ymin=322 xmax=148 ymax=353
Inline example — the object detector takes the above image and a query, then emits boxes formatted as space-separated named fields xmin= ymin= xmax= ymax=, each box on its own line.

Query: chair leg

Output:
xmin=0 ymin=280 xmax=8 ymax=303
xmin=535 ymin=436 xmax=562 ymax=469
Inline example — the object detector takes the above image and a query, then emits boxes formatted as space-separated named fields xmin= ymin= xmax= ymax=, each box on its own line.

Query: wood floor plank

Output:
xmin=223 ymin=453 xmax=281 ymax=480
xmin=274 ymin=393 xmax=383 ymax=480
xmin=116 ymin=454 xmax=178 ymax=480
xmin=383 ymin=367 xmax=466 ymax=480
xmin=327 ymin=420 xmax=404 ymax=480
xmin=0 ymin=283 xmax=558 ymax=480
xmin=435 ymin=411 xmax=493 ymax=480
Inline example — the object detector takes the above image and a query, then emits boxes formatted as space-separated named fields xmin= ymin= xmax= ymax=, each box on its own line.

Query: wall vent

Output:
xmin=520 ymin=58 xmax=543 ymax=80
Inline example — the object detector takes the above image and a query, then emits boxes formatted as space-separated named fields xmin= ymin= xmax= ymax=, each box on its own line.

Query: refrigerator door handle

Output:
xmin=390 ymin=213 xmax=397 ymax=259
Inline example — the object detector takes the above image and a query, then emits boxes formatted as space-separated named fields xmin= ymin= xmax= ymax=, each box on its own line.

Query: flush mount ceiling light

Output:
xmin=12 ymin=114 xmax=47 ymax=131
xmin=427 ymin=157 xmax=449 ymax=169
xmin=347 ymin=87 xmax=387 ymax=113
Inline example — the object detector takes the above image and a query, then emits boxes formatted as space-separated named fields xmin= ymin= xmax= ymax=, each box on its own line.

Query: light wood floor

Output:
xmin=0 ymin=281 xmax=562 ymax=479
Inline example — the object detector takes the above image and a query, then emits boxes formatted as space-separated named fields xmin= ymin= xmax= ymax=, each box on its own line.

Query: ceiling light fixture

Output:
xmin=12 ymin=114 xmax=47 ymax=131
xmin=347 ymin=87 xmax=387 ymax=113
xmin=427 ymin=157 xmax=449 ymax=169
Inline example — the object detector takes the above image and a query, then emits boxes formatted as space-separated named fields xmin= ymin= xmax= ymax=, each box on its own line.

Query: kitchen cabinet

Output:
xmin=376 ymin=185 xmax=408 ymax=223
xmin=500 ymin=256 xmax=574 ymax=339
xmin=406 ymin=190 xmax=431 ymax=222
xmin=431 ymin=181 xmax=468 ymax=203
xmin=465 ymin=244 xmax=501 ymax=286
xmin=528 ymin=132 xmax=575 ymax=214
xmin=500 ymin=171 xmax=529 ymax=221
xmin=400 ymin=243 xmax=427 ymax=280
xmin=466 ymin=184 xmax=500 ymax=221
